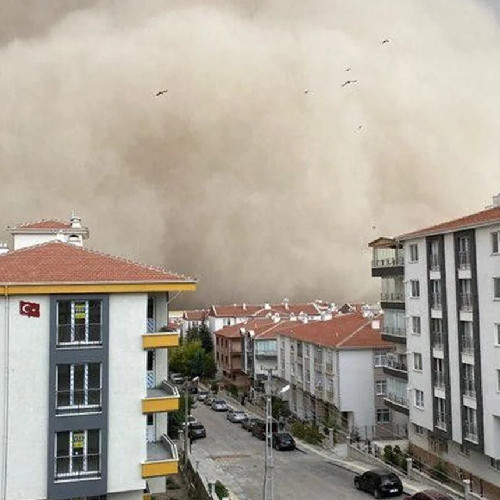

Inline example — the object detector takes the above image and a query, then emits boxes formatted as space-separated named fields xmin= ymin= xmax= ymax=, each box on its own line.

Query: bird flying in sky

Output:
xmin=341 ymin=80 xmax=358 ymax=87
xmin=155 ymin=89 xmax=168 ymax=96
xmin=381 ymin=39 xmax=390 ymax=44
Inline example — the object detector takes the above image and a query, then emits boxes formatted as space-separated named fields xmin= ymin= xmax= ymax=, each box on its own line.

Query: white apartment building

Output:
xmin=383 ymin=197 xmax=500 ymax=498
xmin=276 ymin=314 xmax=397 ymax=439
xmin=180 ymin=309 xmax=209 ymax=338
xmin=0 ymin=216 xmax=196 ymax=500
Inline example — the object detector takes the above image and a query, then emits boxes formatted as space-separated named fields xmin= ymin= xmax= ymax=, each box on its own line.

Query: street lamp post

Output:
xmin=183 ymin=376 xmax=199 ymax=467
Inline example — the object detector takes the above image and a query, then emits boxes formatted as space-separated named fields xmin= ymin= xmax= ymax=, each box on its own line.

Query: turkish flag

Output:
xmin=20 ymin=301 xmax=40 ymax=318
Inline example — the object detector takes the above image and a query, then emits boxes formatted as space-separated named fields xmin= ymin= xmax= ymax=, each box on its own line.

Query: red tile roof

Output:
xmin=399 ymin=206 xmax=500 ymax=240
xmin=0 ymin=241 xmax=194 ymax=284
xmin=183 ymin=309 xmax=209 ymax=321
xmin=9 ymin=219 xmax=72 ymax=230
xmin=210 ymin=303 xmax=320 ymax=318
xmin=277 ymin=314 xmax=391 ymax=349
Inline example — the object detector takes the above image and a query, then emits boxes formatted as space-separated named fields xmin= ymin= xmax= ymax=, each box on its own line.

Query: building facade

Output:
xmin=276 ymin=314 xmax=396 ymax=439
xmin=0 ymin=216 xmax=196 ymax=500
xmin=381 ymin=197 xmax=500 ymax=498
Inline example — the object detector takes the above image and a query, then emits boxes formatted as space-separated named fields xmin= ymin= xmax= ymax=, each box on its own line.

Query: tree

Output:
xmin=169 ymin=340 xmax=217 ymax=378
xmin=198 ymin=323 xmax=213 ymax=352
xmin=186 ymin=325 xmax=200 ymax=343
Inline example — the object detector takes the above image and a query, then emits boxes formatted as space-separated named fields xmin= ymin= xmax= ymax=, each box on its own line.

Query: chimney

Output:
xmin=0 ymin=243 xmax=9 ymax=255
xmin=242 ymin=303 xmax=247 ymax=311
xmin=290 ymin=313 xmax=297 ymax=321
xmin=264 ymin=302 xmax=271 ymax=310
xmin=493 ymin=194 xmax=500 ymax=207
xmin=70 ymin=211 xmax=82 ymax=228
xmin=273 ymin=313 xmax=280 ymax=323
xmin=371 ymin=319 xmax=380 ymax=330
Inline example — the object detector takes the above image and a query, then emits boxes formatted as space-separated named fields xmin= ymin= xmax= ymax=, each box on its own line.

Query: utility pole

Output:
xmin=263 ymin=369 xmax=274 ymax=500
xmin=183 ymin=380 xmax=189 ymax=467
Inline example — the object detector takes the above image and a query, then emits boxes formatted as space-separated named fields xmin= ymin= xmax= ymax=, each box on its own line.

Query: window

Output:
xmin=410 ymin=280 xmax=420 ymax=298
xmin=376 ymin=409 xmax=390 ymax=423
xmin=373 ymin=350 xmax=388 ymax=367
xmin=430 ymin=280 xmax=441 ymax=309
xmin=413 ymin=424 xmax=425 ymax=436
xmin=464 ymin=406 xmax=478 ymax=442
xmin=496 ymin=324 xmax=500 ymax=346
xmin=413 ymin=353 xmax=423 ymax=371
xmin=433 ymin=358 xmax=445 ymax=387
xmin=459 ymin=279 xmax=472 ymax=311
xmin=490 ymin=457 xmax=500 ymax=471
xmin=429 ymin=240 xmax=440 ymax=270
xmin=458 ymin=236 xmax=471 ymax=269
xmin=411 ymin=316 xmax=421 ymax=335
xmin=492 ymin=231 xmax=500 ymax=255
xmin=435 ymin=397 xmax=446 ymax=430
xmin=415 ymin=389 xmax=424 ymax=408
xmin=57 ymin=300 xmax=102 ymax=346
xmin=375 ymin=380 xmax=387 ymax=396
xmin=463 ymin=363 xmax=475 ymax=397
xmin=409 ymin=244 xmax=419 ymax=262
xmin=304 ymin=344 xmax=309 ymax=357
xmin=495 ymin=278 xmax=500 ymax=300
xmin=431 ymin=318 xmax=444 ymax=349
xmin=56 ymin=363 xmax=102 ymax=414
xmin=55 ymin=429 xmax=101 ymax=479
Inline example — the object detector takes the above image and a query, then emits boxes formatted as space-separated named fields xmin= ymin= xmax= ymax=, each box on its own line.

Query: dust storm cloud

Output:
xmin=1 ymin=0 xmax=500 ymax=307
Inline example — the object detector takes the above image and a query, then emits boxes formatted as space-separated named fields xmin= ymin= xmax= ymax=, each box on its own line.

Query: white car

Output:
xmin=211 ymin=399 xmax=229 ymax=412
xmin=227 ymin=410 xmax=248 ymax=423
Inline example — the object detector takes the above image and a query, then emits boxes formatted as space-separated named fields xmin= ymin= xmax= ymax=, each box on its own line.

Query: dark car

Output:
xmin=403 ymin=490 xmax=455 ymax=500
xmin=354 ymin=469 xmax=403 ymax=498
xmin=188 ymin=422 xmax=206 ymax=440
xmin=242 ymin=416 xmax=259 ymax=432
xmin=272 ymin=432 xmax=296 ymax=451
xmin=251 ymin=419 xmax=279 ymax=440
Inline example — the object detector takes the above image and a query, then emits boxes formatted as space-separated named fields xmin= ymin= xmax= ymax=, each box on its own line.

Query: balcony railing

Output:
xmin=434 ymin=372 xmax=445 ymax=388
xmin=372 ymin=256 xmax=404 ymax=268
xmin=57 ymin=323 xmax=102 ymax=347
xmin=56 ymin=388 xmax=102 ymax=415
xmin=431 ymin=293 xmax=442 ymax=310
xmin=458 ymin=252 xmax=471 ymax=270
xmin=432 ymin=332 xmax=444 ymax=350
xmin=459 ymin=293 xmax=473 ymax=312
xmin=429 ymin=254 xmax=440 ymax=271
xmin=55 ymin=453 xmax=101 ymax=480
xmin=381 ymin=292 xmax=405 ymax=303
xmin=382 ymin=325 xmax=406 ymax=338
xmin=464 ymin=422 xmax=478 ymax=443
xmin=255 ymin=348 xmax=277 ymax=357
xmin=385 ymin=355 xmax=407 ymax=372
xmin=142 ymin=434 xmax=179 ymax=478
xmin=461 ymin=335 xmax=474 ymax=354
xmin=385 ymin=392 xmax=409 ymax=408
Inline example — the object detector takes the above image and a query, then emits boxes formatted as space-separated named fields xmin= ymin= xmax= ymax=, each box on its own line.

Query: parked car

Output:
xmin=188 ymin=385 xmax=199 ymax=394
xmin=403 ymin=491 xmax=455 ymax=500
xmin=188 ymin=422 xmax=206 ymax=440
xmin=182 ymin=415 xmax=198 ymax=430
xmin=272 ymin=432 xmax=296 ymax=451
xmin=211 ymin=399 xmax=229 ymax=411
xmin=197 ymin=390 xmax=209 ymax=401
xmin=354 ymin=469 xmax=403 ymax=498
xmin=204 ymin=396 xmax=214 ymax=406
xmin=242 ymin=416 xmax=259 ymax=432
xmin=227 ymin=410 xmax=248 ymax=423
xmin=169 ymin=372 xmax=184 ymax=384
xmin=251 ymin=419 xmax=279 ymax=440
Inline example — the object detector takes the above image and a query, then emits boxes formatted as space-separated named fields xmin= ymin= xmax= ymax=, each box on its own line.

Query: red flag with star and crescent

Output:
xmin=20 ymin=301 xmax=40 ymax=318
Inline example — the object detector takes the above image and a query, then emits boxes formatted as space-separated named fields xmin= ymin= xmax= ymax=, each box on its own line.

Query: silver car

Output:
xmin=211 ymin=399 xmax=229 ymax=412
xmin=227 ymin=410 xmax=248 ymax=423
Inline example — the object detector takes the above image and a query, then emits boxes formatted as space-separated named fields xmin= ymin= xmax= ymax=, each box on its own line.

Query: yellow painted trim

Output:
xmin=4 ymin=283 xmax=196 ymax=295
xmin=141 ymin=459 xmax=179 ymax=478
xmin=142 ymin=396 xmax=180 ymax=413
xmin=142 ymin=333 xmax=179 ymax=349
xmin=143 ymin=495 xmax=153 ymax=500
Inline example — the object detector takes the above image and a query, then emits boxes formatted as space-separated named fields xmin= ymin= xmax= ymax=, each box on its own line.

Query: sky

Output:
xmin=1 ymin=0 xmax=500 ymax=307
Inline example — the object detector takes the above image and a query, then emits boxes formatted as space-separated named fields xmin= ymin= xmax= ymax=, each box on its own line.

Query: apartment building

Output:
xmin=180 ymin=309 xmax=209 ymax=338
xmin=369 ymin=238 xmax=409 ymax=429
xmin=276 ymin=314 xmax=395 ymax=439
xmin=379 ymin=197 xmax=500 ymax=498
xmin=0 ymin=216 xmax=196 ymax=500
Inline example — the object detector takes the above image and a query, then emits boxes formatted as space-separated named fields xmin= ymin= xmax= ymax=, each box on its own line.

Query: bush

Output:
xmin=214 ymin=480 xmax=229 ymax=499
xmin=291 ymin=422 xmax=324 ymax=445
xmin=226 ymin=384 xmax=239 ymax=399
xmin=383 ymin=445 xmax=393 ymax=464
xmin=431 ymin=460 xmax=448 ymax=483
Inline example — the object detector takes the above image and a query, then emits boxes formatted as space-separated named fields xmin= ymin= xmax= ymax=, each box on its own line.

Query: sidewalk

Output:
xmin=219 ymin=389 xmax=424 ymax=496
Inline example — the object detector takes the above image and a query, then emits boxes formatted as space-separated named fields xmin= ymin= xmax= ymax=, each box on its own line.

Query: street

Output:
xmin=190 ymin=401 xmax=384 ymax=500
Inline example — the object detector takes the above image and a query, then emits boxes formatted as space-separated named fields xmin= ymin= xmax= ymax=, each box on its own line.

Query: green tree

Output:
xmin=186 ymin=325 xmax=200 ymax=343
xmin=198 ymin=323 xmax=213 ymax=352
xmin=169 ymin=340 xmax=217 ymax=378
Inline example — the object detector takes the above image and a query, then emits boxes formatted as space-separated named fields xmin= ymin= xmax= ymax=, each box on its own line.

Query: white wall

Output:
xmin=405 ymin=237 xmax=433 ymax=430
xmin=338 ymin=349 xmax=376 ymax=429
xmin=108 ymin=294 xmax=147 ymax=495
xmin=1 ymin=295 xmax=50 ymax=500
xmin=475 ymin=224 xmax=500 ymax=459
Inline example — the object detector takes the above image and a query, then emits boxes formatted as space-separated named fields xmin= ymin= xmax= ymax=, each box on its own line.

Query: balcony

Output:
xmin=381 ymin=292 xmax=404 ymax=303
xmin=429 ymin=254 xmax=440 ymax=271
xmin=459 ymin=293 xmax=473 ymax=313
xmin=142 ymin=381 xmax=180 ymax=414
xmin=255 ymin=348 xmax=277 ymax=358
xmin=463 ymin=379 xmax=476 ymax=398
xmin=142 ymin=434 xmax=179 ymax=478
xmin=381 ymin=325 xmax=406 ymax=344
xmin=432 ymin=332 xmax=444 ymax=351
xmin=384 ymin=392 xmax=409 ymax=415
xmin=143 ymin=319 xmax=179 ymax=349
xmin=430 ymin=293 xmax=442 ymax=310
xmin=458 ymin=251 xmax=471 ymax=270
xmin=464 ymin=423 xmax=478 ymax=444
xmin=434 ymin=372 xmax=445 ymax=389
xmin=383 ymin=355 xmax=408 ymax=381
xmin=461 ymin=335 xmax=474 ymax=355
xmin=371 ymin=248 xmax=404 ymax=278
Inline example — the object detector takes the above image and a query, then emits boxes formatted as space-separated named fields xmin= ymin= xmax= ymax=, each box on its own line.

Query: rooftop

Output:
xmin=210 ymin=302 xmax=320 ymax=318
xmin=0 ymin=241 xmax=195 ymax=285
xmin=214 ymin=318 xmax=297 ymax=339
xmin=277 ymin=313 xmax=390 ymax=349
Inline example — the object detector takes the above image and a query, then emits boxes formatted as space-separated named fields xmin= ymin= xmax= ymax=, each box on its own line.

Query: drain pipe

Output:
xmin=2 ymin=286 xmax=10 ymax=500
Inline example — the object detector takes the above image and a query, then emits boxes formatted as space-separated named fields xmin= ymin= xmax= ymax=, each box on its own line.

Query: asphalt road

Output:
xmin=191 ymin=401 xmax=390 ymax=500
